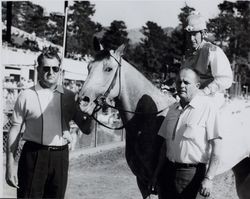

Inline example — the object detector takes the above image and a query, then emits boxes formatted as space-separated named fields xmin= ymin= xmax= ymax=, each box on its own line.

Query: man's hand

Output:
xmin=148 ymin=175 xmax=158 ymax=195
xmin=5 ymin=163 xmax=19 ymax=188
xmin=199 ymin=178 xmax=213 ymax=197
xmin=62 ymin=131 xmax=73 ymax=144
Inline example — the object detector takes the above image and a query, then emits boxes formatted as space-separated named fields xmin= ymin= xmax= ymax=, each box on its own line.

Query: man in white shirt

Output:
xmin=152 ymin=67 xmax=222 ymax=199
xmin=183 ymin=12 xmax=233 ymax=108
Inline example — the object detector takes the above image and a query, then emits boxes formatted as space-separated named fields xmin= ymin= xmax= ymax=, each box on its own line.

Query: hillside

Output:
xmin=127 ymin=27 xmax=174 ymax=45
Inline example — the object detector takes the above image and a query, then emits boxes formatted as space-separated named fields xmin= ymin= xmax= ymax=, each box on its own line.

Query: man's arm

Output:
xmin=200 ymin=138 xmax=222 ymax=197
xmin=6 ymin=124 xmax=22 ymax=188
xmin=6 ymin=91 xmax=26 ymax=188
xmin=72 ymin=100 xmax=93 ymax=135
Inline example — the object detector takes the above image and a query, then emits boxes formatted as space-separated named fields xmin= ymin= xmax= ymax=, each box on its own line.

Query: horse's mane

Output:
xmin=94 ymin=50 xmax=111 ymax=61
xmin=93 ymin=49 xmax=170 ymax=98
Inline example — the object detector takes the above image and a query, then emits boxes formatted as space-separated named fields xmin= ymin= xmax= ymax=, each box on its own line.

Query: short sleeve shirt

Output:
xmin=158 ymin=95 xmax=222 ymax=164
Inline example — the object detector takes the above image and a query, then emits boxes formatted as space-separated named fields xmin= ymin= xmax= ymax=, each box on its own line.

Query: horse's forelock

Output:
xmin=94 ymin=50 xmax=111 ymax=61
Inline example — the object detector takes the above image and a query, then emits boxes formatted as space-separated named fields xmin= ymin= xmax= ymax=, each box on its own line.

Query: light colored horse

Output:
xmin=78 ymin=42 xmax=250 ymax=199
xmin=79 ymin=43 xmax=175 ymax=198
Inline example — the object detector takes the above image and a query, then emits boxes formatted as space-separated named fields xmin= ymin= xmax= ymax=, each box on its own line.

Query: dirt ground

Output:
xmin=3 ymin=146 xmax=239 ymax=199
xmin=66 ymin=147 xmax=239 ymax=199
xmin=3 ymin=100 xmax=249 ymax=199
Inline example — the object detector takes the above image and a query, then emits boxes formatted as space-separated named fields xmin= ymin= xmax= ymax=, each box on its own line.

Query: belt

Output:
xmin=40 ymin=145 xmax=68 ymax=151
xmin=168 ymin=160 xmax=204 ymax=168
xmin=26 ymin=141 xmax=68 ymax=151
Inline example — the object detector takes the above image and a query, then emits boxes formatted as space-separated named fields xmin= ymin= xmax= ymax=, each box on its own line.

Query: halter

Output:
xmin=89 ymin=53 xmax=169 ymax=130
xmin=92 ymin=53 xmax=122 ymax=114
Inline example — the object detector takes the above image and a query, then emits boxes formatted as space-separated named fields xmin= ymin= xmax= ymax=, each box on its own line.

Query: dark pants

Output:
xmin=160 ymin=160 xmax=206 ymax=199
xmin=17 ymin=141 xmax=69 ymax=199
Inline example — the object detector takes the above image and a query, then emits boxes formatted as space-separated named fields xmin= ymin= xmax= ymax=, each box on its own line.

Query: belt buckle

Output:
xmin=48 ymin=146 xmax=57 ymax=151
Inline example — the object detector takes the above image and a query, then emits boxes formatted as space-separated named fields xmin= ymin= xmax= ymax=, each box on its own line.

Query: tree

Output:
xmin=170 ymin=4 xmax=195 ymax=62
xmin=10 ymin=1 xmax=48 ymax=36
xmin=139 ymin=21 xmax=169 ymax=75
xmin=44 ymin=12 xmax=64 ymax=46
xmin=207 ymin=1 xmax=250 ymax=63
xmin=101 ymin=20 xmax=129 ymax=50
xmin=2 ymin=1 xmax=55 ymax=44
xmin=67 ymin=1 xmax=102 ymax=57
xmin=207 ymin=1 xmax=250 ymax=92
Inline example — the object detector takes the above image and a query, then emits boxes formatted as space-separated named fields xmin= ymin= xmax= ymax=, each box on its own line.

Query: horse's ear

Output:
xmin=93 ymin=37 xmax=104 ymax=52
xmin=115 ymin=44 xmax=126 ymax=57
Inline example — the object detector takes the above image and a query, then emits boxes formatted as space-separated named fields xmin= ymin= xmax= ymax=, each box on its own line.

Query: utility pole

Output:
xmin=62 ymin=1 xmax=68 ymax=58
xmin=59 ymin=1 xmax=68 ymax=86
xmin=6 ymin=2 xmax=12 ymax=43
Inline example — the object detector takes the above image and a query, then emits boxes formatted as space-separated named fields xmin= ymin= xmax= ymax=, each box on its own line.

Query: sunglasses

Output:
xmin=42 ymin=66 xmax=60 ymax=73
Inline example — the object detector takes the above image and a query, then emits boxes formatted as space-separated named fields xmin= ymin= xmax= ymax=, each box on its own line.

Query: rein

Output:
xmin=89 ymin=54 xmax=169 ymax=130
xmin=90 ymin=95 xmax=169 ymax=130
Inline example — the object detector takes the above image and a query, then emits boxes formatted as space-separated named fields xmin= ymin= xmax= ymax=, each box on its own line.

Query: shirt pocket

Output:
xmin=182 ymin=122 xmax=205 ymax=140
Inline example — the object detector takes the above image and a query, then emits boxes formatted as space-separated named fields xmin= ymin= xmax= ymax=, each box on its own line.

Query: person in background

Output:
xmin=183 ymin=12 xmax=233 ymax=108
xmin=17 ymin=77 xmax=27 ymax=89
xmin=5 ymin=48 xmax=92 ymax=199
xmin=151 ymin=67 xmax=222 ymax=199
xmin=67 ymin=80 xmax=78 ymax=93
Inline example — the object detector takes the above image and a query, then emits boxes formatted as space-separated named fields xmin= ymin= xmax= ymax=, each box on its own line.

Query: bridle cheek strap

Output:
xmin=93 ymin=54 xmax=122 ymax=114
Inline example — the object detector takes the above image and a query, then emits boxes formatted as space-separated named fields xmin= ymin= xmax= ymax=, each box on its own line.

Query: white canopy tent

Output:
xmin=2 ymin=48 xmax=89 ymax=82
xmin=61 ymin=58 xmax=88 ymax=81
xmin=2 ymin=47 xmax=38 ymax=66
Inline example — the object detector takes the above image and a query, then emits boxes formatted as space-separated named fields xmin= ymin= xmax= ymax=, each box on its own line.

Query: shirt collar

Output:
xmin=174 ymin=102 xmax=183 ymax=111
xmin=196 ymin=40 xmax=206 ymax=51
xmin=188 ymin=95 xmax=202 ymax=109
xmin=35 ymin=82 xmax=64 ymax=94
xmin=177 ymin=94 xmax=203 ymax=110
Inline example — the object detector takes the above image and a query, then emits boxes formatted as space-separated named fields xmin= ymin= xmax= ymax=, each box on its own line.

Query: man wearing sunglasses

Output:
xmin=6 ymin=48 xmax=92 ymax=198
xmin=183 ymin=12 xmax=233 ymax=108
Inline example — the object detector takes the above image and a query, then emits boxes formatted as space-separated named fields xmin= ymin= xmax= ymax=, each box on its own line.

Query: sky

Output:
xmin=32 ymin=0 xmax=229 ymax=29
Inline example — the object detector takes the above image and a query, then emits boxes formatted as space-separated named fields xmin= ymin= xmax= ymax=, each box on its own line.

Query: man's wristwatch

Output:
xmin=205 ymin=175 xmax=213 ymax=181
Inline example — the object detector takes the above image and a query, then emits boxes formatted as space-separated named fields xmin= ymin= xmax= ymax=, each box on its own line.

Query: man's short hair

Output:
xmin=37 ymin=46 xmax=61 ymax=67
xmin=178 ymin=66 xmax=200 ymax=83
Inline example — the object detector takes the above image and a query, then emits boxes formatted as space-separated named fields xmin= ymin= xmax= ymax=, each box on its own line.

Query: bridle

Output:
xmin=88 ymin=53 xmax=169 ymax=130
xmin=92 ymin=54 xmax=122 ymax=114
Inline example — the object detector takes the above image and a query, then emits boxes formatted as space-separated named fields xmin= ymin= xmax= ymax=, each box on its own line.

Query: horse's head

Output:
xmin=78 ymin=40 xmax=126 ymax=115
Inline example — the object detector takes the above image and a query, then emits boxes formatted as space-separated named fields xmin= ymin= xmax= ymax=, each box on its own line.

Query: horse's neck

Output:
xmin=116 ymin=60 xmax=174 ymax=121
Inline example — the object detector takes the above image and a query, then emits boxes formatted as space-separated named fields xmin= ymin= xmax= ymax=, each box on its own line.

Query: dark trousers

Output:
xmin=17 ymin=141 xmax=69 ymax=199
xmin=160 ymin=160 xmax=206 ymax=199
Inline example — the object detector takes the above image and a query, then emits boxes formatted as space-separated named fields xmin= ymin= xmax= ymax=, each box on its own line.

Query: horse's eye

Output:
xmin=104 ymin=67 xmax=113 ymax=72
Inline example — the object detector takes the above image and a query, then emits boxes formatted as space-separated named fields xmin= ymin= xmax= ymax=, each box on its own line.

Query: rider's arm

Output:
xmin=203 ymin=47 xmax=233 ymax=95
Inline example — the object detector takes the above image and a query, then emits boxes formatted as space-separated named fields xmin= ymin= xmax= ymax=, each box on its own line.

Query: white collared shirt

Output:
xmin=158 ymin=95 xmax=222 ymax=164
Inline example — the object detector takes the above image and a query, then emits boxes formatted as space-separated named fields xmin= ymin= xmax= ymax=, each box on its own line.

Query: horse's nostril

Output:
xmin=82 ymin=96 xmax=90 ymax=103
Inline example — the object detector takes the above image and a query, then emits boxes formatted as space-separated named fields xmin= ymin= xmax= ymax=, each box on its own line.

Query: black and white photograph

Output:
xmin=2 ymin=0 xmax=250 ymax=198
